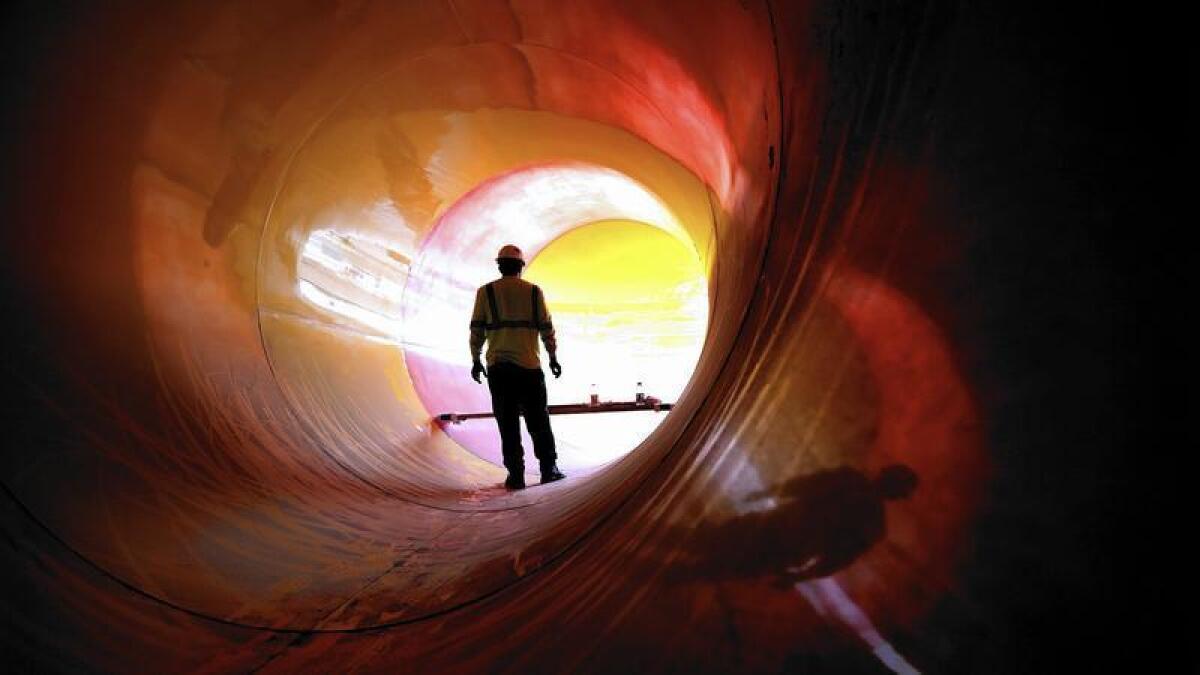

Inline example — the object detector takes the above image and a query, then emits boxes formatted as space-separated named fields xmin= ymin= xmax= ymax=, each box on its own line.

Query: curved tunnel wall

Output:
xmin=0 ymin=1 xmax=1147 ymax=672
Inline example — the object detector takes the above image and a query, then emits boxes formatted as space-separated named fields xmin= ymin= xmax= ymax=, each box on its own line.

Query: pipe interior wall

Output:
xmin=0 ymin=0 xmax=1157 ymax=672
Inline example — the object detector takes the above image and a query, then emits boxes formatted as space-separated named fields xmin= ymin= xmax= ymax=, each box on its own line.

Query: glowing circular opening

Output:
xmin=259 ymin=108 xmax=719 ymax=490
xmin=402 ymin=164 xmax=709 ymax=473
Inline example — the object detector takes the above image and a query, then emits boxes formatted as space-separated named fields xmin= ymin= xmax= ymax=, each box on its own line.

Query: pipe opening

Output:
xmin=404 ymin=165 xmax=709 ymax=473
xmin=257 ymin=106 xmax=718 ymax=495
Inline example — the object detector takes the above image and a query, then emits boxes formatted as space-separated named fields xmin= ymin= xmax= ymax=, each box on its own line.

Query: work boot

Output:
xmin=504 ymin=473 xmax=525 ymax=490
xmin=540 ymin=465 xmax=565 ymax=484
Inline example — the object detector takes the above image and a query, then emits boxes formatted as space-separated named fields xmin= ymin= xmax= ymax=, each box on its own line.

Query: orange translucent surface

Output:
xmin=0 ymin=2 xmax=1004 ymax=672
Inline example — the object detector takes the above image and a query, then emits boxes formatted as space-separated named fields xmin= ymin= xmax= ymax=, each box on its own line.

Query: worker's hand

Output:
xmin=471 ymin=360 xmax=487 ymax=383
xmin=549 ymin=358 xmax=562 ymax=379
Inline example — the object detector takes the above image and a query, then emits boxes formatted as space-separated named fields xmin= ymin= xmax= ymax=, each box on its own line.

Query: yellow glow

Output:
xmin=526 ymin=219 xmax=701 ymax=309
xmin=524 ymin=219 xmax=708 ymax=464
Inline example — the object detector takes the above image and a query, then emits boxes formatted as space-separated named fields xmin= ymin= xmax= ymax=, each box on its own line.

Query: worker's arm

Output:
xmin=536 ymin=288 xmax=561 ymax=377
xmin=469 ymin=288 xmax=488 ymax=382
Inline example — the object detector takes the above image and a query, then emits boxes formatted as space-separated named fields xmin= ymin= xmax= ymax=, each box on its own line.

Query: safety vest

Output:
xmin=470 ymin=279 xmax=555 ymax=369
xmin=477 ymin=282 xmax=549 ymax=332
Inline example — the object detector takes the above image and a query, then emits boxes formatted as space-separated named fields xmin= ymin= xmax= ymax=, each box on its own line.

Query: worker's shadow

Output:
xmin=664 ymin=465 xmax=919 ymax=587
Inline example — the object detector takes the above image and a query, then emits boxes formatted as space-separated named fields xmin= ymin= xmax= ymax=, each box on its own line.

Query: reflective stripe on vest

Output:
xmin=478 ymin=283 xmax=552 ymax=331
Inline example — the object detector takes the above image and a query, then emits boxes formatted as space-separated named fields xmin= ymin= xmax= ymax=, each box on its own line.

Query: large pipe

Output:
xmin=0 ymin=1 xmax=1150 ymax=672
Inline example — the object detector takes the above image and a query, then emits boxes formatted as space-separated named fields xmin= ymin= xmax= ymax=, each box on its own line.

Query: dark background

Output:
xmin=800 ymin=2 xmax=1182 ymax=669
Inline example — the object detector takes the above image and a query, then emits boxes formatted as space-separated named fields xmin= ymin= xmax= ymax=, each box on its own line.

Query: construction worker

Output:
xmin=470 ymin=244 xmax=565 ymax=490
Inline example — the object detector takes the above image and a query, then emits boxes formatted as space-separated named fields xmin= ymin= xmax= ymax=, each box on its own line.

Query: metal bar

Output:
xmin=436 ymin=400 xmax=674 ymax=423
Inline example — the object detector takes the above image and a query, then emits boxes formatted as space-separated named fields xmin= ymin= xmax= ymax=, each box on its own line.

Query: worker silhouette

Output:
xmin=669 ymin=465 xmax=919 ymax=585
xmin=469 ymin=245 xmax=565 ymax=490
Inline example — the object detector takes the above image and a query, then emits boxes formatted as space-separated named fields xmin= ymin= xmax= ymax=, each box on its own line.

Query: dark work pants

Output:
xmin=486 ymin=361 xmax=557 ymax=475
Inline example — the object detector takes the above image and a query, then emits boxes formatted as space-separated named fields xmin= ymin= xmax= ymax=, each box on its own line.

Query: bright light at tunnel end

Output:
xmin=296 ymin=163 xmax=710 ymax=473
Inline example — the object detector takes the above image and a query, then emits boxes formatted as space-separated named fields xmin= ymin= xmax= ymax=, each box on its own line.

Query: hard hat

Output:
xmin=496 ymin=244 xmax=525 ymax=263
